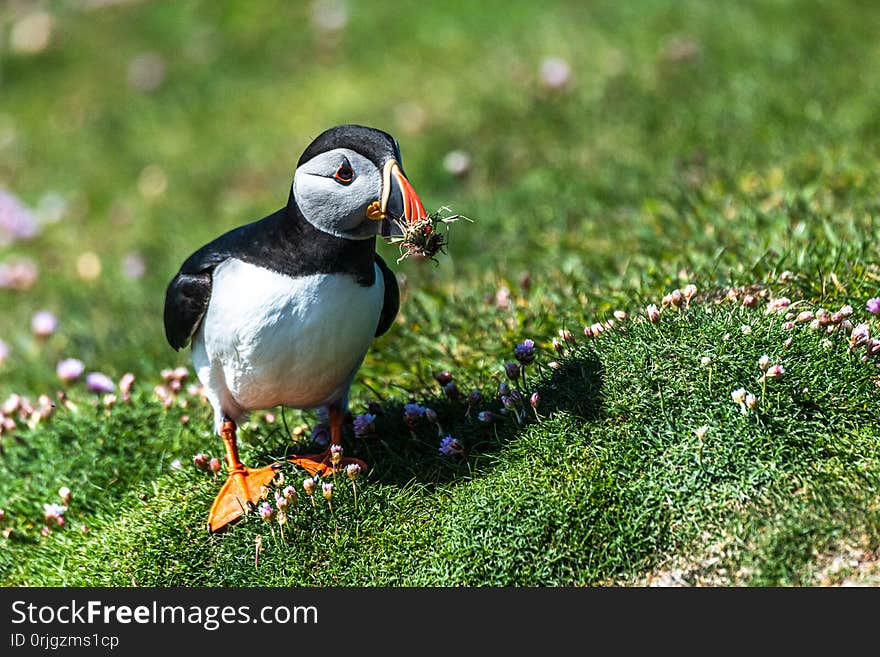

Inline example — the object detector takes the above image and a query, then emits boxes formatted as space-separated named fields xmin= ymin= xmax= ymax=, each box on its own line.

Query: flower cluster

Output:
xmin=757 ymin=354 xmax=785 ymax=383
xmin=154 ymin=366 xmax=203 ymax=411
xmin=776 ymin=301 xmax=880 ymax=359
xmin=471 ymin=338 xmax=544 ymax=428
xmin=1 ymin=392 xmax=54 ymax=435
xmin=402 ymin=402 xmax=426 ymax=431
xmin=438 ymin=435 xmax=465 ymax=458
xmin=193 ymin=453 xmax=221 ymax=476
xmin=38 ymin=485 xmax=73 ymax=536
xmin=352 ymin=412 xmax=377 ymax=439
xmin=434 ymin=370 xmax=459 ymax=398
xmin=661 ymin=284 xmax=698 ymax=311
xmin=731 ymin=387 xmax=758 ymax=415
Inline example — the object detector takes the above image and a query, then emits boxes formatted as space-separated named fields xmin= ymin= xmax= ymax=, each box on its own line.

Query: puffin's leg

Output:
xmin=286 ymin=405 xmax=367 ymax=477
xmin=207 ymin=417 xmax=279 ymax=532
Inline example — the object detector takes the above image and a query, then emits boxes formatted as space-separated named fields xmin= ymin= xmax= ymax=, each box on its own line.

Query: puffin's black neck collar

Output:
xmin=274 ymin=198 xmax=377 ymax=286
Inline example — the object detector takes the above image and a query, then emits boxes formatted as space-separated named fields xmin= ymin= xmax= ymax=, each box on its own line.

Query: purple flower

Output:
xmin=468 ymin=389 xmax=483 ymax=405
xmin=352 ymin=412 xmax=377 ymax=439
xmin=867 ymin=298 xmax=880 ymax=315
xmin=442 ymin=380 xmax=459 ymax=398
xmin=424 ymin=407 xmax=439 ymax=424
xmin=439 ymin=435 xmax=465 ymax=458
xmin=501 ymin=395 xmax=516 ymax=410
xmin=434 ymin=370 xmax=454 ymax=386
xmin=529 ymin=392 xmax=540 ymax=409
xmin=505 ymin=361 xmax=521 ymax=380
xmin=309 ymin=423 xmax=330 ymax=447
xmin=56 ymin=358 xmax=85 ymax=383
xmin=31 ymin=310 xmax=58 ymax=338
xmin=498 ymin=381 xmax=511 ymax=397
xmin=86 ymin=372 xmax=115 ymax=393
xmin=257 ymin=502 xmax=274 ymax=522
xmin=514 ymin=339 xmax=535 ymax=365
xmin=477 ymin=411 xmax=497 ymax=423
xmin=403 ymin=402 xmax=424 ymax=428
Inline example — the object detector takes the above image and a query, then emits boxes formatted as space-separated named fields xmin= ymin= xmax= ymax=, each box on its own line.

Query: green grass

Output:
xmin=0 ymin=0 xmax=879 ymax=586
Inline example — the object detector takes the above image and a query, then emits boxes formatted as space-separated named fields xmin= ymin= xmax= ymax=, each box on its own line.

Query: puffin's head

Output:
xmin=291 ymin=124 xmax=427 ymax=240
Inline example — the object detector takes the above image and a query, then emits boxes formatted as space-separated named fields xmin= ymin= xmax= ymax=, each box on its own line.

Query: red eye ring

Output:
xmin=334 ymin=161 xmax=354 ymax=184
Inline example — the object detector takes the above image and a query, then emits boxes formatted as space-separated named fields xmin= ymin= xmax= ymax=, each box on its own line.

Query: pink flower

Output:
xmin=442 ymin=150 xmax=471 ymax=178
xmin=0 ymin=257 xmax=38 ymax=290
xmin=119 ymin=372 xmax=135 ymax=400
xmin=122 ymin=252 xmax=146 ymax=280
xmin=43 ymin=502 xmax=66 ymax=526
xmin=257 ymin=501 xmax=274 ymax=522
xmin=330 ymin=444 xmax=343 ymax=465
xmin=764 ymin=365 xmax=785 ymax=380
xmin=867 ymin=298 xmax=880 ymax=315
xmin=193 ymin=453 xmax=210 ymax=471
xmin=539 ymin=57 xmax=572 ymax=90
xmin=31 ymin=311 xmax=58 ymax=338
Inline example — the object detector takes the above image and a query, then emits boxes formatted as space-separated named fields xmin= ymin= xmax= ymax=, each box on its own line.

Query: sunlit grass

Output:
xmin=1 ymin=0 xmax=879 ymax=585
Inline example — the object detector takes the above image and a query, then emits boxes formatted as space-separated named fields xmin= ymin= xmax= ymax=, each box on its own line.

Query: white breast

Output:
xmin=192 ymin=258 xmax=384 ymax=423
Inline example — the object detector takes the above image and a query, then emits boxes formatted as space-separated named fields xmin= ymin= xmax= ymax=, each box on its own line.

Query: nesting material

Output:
xmin=388 ymin=206 xmax=471 ymax=263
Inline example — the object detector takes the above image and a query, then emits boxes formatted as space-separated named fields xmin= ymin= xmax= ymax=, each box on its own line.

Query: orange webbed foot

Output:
xmin=286 ymin=450 xmax=367 ymax=478
xmin=207 ymin=464 xmax=280 ymax=532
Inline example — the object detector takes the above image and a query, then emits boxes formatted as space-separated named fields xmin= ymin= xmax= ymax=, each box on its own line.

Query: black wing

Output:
xmin=162 ymin=217 xmax=262 ymax=351
xmin=163 ymin=270 xmax=214 ymax=351
xmin=375 ymin=254 xmax=399 ymax=337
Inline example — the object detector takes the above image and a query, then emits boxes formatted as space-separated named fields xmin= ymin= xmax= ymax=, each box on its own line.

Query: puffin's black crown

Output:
xmin=297 ymin=124 xmax=402 ymax=170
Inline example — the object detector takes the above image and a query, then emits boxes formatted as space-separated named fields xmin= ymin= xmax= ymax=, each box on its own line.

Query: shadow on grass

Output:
xmin=252 ymin=349 xmax=607 ymax=489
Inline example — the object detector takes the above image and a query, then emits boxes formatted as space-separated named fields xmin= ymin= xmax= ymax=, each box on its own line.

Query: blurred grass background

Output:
xmin=1 ymin=0 xmax=879 ymax=586
xmin=2 ymin=0 xmax=879 ymax=392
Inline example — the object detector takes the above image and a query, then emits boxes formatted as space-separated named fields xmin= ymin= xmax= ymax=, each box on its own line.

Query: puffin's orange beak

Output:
xmin=375 ymin=160 xmax=427 ymax=237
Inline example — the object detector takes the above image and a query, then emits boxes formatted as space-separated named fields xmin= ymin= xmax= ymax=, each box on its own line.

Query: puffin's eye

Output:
xmin=334 ymin=160 xmax=354 ymax=185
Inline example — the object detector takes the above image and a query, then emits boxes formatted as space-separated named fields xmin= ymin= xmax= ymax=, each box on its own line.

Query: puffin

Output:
xmin=163 ymin=124 xmax=427 ymax=532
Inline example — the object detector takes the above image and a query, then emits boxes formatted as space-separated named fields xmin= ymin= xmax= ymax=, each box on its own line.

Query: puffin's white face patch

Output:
xmin=293 ymin=148 xmax=383 ymax=240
